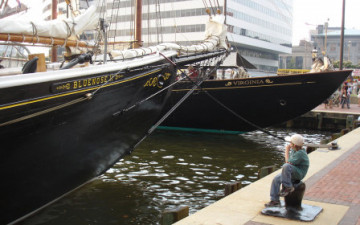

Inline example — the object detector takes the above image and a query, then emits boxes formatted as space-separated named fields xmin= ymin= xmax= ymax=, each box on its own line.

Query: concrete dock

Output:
xmin=174 ymin=127 xmax=360 ymax=225
xmin=284 ymin=103 xmax=360 ymax=131
xmin=311 ymin=103 xmax=360 ymax=118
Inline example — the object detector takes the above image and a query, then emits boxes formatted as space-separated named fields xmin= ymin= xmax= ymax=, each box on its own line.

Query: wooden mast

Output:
xmin=51 ymin=0 xmax=58 ymax=62
xmin=0 ymin=33 xmax=94 ymax=48
xmin=0 ymin=0 xmax=95 ymax=49
xmin=133 ymin=0 xmax=142 ymax=48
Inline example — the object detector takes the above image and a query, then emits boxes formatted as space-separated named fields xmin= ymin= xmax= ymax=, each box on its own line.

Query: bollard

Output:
xmin=284 ymin=181 xmax=306 ymax=210
xmin=258 ymin=165 xmax=276 ymax=179
xmin=306 ymin=146 xmax=316 ymax=154
xmin=161 ymin=206 xmax=189 ymax=225
xmin=262 ymin=180 xmax=322 ymax=221
xmin=320 ymin=138 xmax=330 ymax=145
xmin=354 ymin=120 xmax=360 ymax=129
xmin=224 ymin=182 xmax=242 ymax=196
xmin=331 ymin=132 xmax=341 ymax=140
xmin=340 ymin=128 xmax=350 ymax=136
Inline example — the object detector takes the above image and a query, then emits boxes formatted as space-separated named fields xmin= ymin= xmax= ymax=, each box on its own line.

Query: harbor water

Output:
xmin=20 ymin=128 xmax=330 ymax=225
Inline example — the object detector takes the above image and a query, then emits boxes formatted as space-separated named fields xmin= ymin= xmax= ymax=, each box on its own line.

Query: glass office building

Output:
xmin=106 ymin=0 xmax=293 ymax=73
xmin=39 ymin=0 xmax=293 ymax=72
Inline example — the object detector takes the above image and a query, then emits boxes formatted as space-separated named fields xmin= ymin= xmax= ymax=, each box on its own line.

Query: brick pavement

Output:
xmin=305 ymin=142 xmax=360 ymax=225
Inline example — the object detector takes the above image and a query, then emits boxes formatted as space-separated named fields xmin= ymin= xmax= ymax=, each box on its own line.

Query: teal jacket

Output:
xmin=288 ymin=149 xmax=309 ymax=180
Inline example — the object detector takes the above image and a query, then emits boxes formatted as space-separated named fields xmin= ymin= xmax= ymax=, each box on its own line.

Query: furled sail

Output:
xmin=109 ymin=14 xmax=228 ymax=60
xmin=0 ymin=5 xmax=98 ymax=39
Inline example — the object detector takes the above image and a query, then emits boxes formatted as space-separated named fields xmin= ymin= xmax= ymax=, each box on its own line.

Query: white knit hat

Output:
xmin=285 ymin=134 xmax=304 ymax=146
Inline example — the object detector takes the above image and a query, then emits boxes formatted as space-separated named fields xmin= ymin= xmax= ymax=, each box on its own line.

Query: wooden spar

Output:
xmin=133 ymin=0 xmax=142 ymax=48
xmin=51 ymin=0 xmax=58 ymax=62
xmin=0 ymin=33 xmax=94 ymax=48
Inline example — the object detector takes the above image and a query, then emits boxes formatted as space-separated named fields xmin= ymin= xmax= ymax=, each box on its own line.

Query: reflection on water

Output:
xmin=21 ymin=128 xmax=329 ymax=225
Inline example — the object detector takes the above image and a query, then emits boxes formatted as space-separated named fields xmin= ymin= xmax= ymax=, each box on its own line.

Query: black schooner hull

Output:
xmin=0 ymin=48 xmax=228 ymax=224
xmin=0 ymin=63 xmax=175 ymax=224
xmin=160 ymin=70 xmax=352 ymax=133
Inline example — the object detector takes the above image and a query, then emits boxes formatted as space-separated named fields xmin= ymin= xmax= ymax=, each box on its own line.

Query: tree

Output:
xmin=332 ymin=60 xmax=360 ymax=69
xmin=287 ymin=57 xmax=296 ymax=69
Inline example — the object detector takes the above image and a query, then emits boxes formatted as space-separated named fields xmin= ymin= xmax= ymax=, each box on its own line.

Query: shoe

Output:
xmin=264 ymin=200 xmax=280 ymax=207
xmin=279 ymin=186 xmax=294 ymax=197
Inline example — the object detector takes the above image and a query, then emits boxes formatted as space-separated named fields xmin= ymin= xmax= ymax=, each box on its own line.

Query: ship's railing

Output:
xmin=277 ymin=69 xmax=310 ymax=75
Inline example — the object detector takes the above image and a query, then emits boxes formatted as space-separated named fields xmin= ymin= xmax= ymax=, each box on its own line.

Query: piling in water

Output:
xmin=161 ymin=206 xmax=189 ymax=225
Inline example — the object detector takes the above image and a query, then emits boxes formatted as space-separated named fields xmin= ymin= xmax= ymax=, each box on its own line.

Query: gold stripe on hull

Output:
xmin=0 ymin=69 xmax=161 ymax=111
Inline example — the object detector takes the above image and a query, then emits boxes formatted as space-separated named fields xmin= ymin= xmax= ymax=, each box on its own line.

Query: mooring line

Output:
xmin=132 ymin=55 xmax=226 ymax=151
xmin=117 ymin=76 xmax=186 ymax=114
xmin=176 ymin=63 xmax=286 ymax=142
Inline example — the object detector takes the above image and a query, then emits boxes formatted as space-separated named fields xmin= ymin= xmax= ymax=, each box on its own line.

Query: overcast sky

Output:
xmin=6 ymin=0 xmax=360 ymax=46
xmin=292 ymin=0 xmax=360 ymax=45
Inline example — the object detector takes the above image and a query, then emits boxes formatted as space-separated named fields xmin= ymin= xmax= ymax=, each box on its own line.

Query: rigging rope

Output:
xmin=202 ymin=0 xmax=211 ymax=16
xmin=155 ymin=0 xmax=163 ymax=44
xmin=187 ymin=41 xmax=285 ymax=141
xmin=202 ymin=88 xmax=285 ymax=142
xmin=116 ymin=74 xmax=186 ymax=115
xmin=190 ymin=77 xmax=286 ymax=141
xmin=207 ymin=0 xmax=216 ymax=15
xmin=133 ymin=54 xmax=226 ymax=150
xmin=163 ymin=43 xmax=286 ymax=142
xmin=146 ymin=1 xmax=151 ymax=45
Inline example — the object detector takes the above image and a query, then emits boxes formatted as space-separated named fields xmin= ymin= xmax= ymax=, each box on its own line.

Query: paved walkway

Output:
xmin=305 ymin=141 xmax=360 ymax=225
xmin=313 ymin=103 xmax=360 ymax=115
xmin=175 ymin=128 xmax=360 ymax=225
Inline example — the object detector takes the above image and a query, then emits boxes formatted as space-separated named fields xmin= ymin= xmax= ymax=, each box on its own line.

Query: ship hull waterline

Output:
xmin=160 ymin=70 xmax=352 ymax=133
xmin=0 ymin=65 xmax=175 ymax=225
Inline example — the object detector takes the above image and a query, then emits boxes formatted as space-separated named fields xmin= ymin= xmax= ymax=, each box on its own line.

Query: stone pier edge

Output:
xmin=174 ymin=127 xmax=360 ymax=225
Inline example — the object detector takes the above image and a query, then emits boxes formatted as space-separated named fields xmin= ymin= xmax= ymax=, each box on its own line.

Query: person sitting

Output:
xmin=265 ymin=134 xmax=309 ymax=207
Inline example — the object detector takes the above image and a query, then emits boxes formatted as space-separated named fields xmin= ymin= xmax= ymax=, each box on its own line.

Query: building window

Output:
xmin=240 ymin=28 xmax=246 ymax=36
xmin=330 ymin=44 xmax=336 ymax=52
xmin=295 ymin=56 xmax=303 ymax=69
